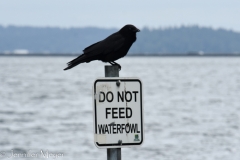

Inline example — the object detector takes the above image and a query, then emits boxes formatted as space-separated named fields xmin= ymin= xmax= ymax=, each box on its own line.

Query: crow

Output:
xmin=63 ymin=24 xmax=140 ymax=71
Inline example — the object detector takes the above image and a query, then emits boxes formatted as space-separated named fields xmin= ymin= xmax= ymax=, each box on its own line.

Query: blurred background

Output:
xmin=1 ymin=0 xmax=240 ymax=160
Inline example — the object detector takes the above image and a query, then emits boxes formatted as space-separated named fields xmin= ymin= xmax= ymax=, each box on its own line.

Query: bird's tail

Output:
xmin=63 ymin=54 xmax=86 ymax=70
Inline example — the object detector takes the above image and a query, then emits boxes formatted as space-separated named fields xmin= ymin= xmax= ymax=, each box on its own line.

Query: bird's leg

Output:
xmin=112 ymin=61 xmax=121 ymax=71
xmin=108 ymin=61 xmax=121 ymax=70
xmin=109 ymin=61 xmax=115 ymax=65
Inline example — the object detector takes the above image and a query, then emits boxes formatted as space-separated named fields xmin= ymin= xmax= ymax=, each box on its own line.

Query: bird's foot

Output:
xmin=115 ymin=64 xmax=121 ymax=71
xmin=109 ymin=61 xmax=121 ymax=71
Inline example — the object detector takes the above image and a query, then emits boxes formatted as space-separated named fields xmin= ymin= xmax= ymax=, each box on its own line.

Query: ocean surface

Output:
xmin=1 ymin=56 xmax=240 ymax=160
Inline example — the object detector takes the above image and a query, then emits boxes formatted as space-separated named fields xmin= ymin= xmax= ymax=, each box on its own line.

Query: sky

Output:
xmin=0 ymin=0 xmax=240 ymax=31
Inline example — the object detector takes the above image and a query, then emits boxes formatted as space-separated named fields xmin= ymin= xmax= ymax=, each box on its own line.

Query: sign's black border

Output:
xmin=94 ymin=79 xmax=144 ymax=147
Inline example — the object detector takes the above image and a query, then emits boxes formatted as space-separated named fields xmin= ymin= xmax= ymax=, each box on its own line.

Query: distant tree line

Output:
xmin=0 ymin=25 xmax=240 ymax=54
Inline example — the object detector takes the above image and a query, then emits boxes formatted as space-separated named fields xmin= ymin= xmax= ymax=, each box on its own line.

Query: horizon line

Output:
xmin=0 ymin=24 xmax=239 ymax=33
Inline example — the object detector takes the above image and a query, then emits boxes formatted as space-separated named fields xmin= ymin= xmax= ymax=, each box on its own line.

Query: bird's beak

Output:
xmin=135 ymin=28 xmax=140 ymax=32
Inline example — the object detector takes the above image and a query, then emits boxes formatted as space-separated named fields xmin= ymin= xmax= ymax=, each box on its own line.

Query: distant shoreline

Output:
xmin=1 ymin=53 xmax=240 ymax=57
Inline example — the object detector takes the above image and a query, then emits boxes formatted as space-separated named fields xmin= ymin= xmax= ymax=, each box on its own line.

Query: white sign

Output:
xmin=93 ymin=78 xmax=144 ymax=148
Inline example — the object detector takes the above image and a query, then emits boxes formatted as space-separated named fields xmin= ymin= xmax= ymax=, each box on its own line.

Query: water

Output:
xmin=0 ymin=56 xmax=240 ymax=160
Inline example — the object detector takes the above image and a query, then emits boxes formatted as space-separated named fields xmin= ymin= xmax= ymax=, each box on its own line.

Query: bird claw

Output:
xmin=109 ymin=61 xmax=121 ymax=71
xmin=113 ymin=64 xmax=121 ymax=71
xmin=117 ymin=64 xmax=121 ymax=71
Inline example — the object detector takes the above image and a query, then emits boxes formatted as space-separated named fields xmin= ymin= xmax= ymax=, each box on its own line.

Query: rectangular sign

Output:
xmin=93 ymin=78 xmax=144 ymax=148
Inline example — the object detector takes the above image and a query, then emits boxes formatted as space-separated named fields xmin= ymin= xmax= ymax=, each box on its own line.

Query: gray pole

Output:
xmin=105 ymin=65 xmax=121 ymax=160
xmin=105 ymin=65 xmax=119 ymax=77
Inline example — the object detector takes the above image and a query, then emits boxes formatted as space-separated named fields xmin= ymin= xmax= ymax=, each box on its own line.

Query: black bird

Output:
xmin=64 ymin=24 xmax=140 ymax=71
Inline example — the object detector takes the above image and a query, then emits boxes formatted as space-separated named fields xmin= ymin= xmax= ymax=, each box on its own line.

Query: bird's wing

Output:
xmin=83 ymin=33 xmax=125 ymax=57
xmin=83 ymin=41 xmax=101 ymax=52
xmin=64 ymin=33 xmax=125 ymax=70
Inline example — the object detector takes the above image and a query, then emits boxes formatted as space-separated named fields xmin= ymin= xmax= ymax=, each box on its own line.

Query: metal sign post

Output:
xmin=105 ymin=65 xmax=121 ymax=160
xmin=92 ymin=65 xmax=144 ymax=160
